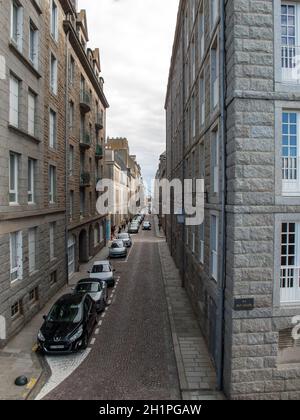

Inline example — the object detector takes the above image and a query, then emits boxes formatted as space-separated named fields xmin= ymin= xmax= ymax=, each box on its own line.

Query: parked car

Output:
xmin=117 ymin=232 xmax=132 ymax=248
xmin=74 ymin=279 xmax=108 ymax=313
xmin=128 ymin=222 xmax=140 ymax=234
xmin=143 ymin=221 xmax=152 ymax=230
xmin=37 ymin=293 xmax=97 ymax=354
xmin=109 ymin=240 xmax=127 ymax=258
xmin=89 ymin=261 xmax=115 ymax=287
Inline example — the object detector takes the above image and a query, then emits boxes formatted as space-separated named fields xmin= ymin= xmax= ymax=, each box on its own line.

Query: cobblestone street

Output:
xmin=39 ymin=219 xmax=181 ymax=400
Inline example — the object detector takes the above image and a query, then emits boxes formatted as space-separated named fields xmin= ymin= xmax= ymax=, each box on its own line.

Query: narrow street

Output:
xmin=40 ymin=218 xmax=181 ymax=400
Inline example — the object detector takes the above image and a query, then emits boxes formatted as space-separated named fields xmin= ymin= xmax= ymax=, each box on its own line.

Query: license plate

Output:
xmin=50 ymin=345 xmax=65 ymax=350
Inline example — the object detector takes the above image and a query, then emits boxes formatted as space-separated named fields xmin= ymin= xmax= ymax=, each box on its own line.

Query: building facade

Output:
xmin=62 ymin=3 xmax=109 ymax=276
xmin=0 ymin=0 xmax=67 ymax=346
xmin=105 ymin=137 xmax=145 ymax=235
xmin=0 ymin=0 xmax=109 ymax=346
xmin=165 ymin=0 xmax=300 ymax=399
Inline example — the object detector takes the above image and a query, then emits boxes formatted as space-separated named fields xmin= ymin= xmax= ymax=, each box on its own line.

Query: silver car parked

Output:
xmin=109 ymin=240 xmax=127 ymax=259
xmin=74 ymin=279 xmax=108 ymax=313
xmin=117 ymin=233 xmax=132 ymax=248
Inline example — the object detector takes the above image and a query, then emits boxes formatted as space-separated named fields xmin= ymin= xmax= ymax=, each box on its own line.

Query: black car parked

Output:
xmin=37 ymin=293 xmax=97 ymax=354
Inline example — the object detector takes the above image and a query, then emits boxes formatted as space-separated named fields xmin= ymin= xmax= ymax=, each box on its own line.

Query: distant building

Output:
xmin=155 ymin=152 xmax=167 ymax=233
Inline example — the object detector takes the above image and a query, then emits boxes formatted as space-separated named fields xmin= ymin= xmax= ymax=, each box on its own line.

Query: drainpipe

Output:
xmin=216 ymin=0 xmax=227 ymax=391
xmin=65 ymin=23 xmax=70 ymax=285
xmin=181 ymin=10 xmax=186 ymax=288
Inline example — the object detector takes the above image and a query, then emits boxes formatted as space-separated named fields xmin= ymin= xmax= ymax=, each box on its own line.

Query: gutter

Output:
xmin=216 ymin=0 xmax=227 ymax=392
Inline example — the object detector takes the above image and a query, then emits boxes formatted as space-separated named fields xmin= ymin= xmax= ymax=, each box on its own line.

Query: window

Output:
xmin=28 ymin=227 xmax=37 ymax=274
xmin=94 ymin=226 xmax=98 ymax=247
xmin=49 ymin=109 xmax=56 ymax=148
xmin=11 ymin=300 xmax=22 ymax=319
xmin=50 ymin=271 xmax=57 ymax=286
xmin=191 ymin=227 xmax=196 ymax=253
xmin=200 ymin=72 xmax=205 ymax=126
xmin=191 ymin=37 xmax=195 ymax=83
xmin=191 ymin=94 xmax=196 ymax=139
xmin=28 ymin=158 xmax=35 ymax=203
xmin=211 ymin=39 xmax=219 ymax=109
xmin=80 ymin=190 xmax=85 ymax=217
xmin=28 ymin=91 xmax=36 ymax=136
xmin=9 ymin=152 xmax=19 ymax=204
xmin=210 ymin=214 xmax=218 ymax=281
xmin=199 ymin=223 xmax=205 ymax=264
xmin=10 ymin=231 xmax=22 ymax=282
xmin=69 ymin=55 xmax=75 ymax=85
xmin=199 ymin=6 xmax=204 ymax=61
xmin=69 ymin=191 xmax=74 ymax=220
xmin=211 ymin=128 xmax=219 ymax=194
xmin=9 ymin=75 xmax=20 ymax=127
xmin=280 ymin=222 xmax=300 ymax=304
xmin=69 ymin=101 xmax=74 ymax=133
xmin=49 ymin=222 xmax=55 ymax=260
xmin=69 ymin=145 xmax=74 ymax=176
xmin=29 ymin=288 xmax=38 ymax=304
xmin=50 ymin=0 xmax=58 ymax=41
xmin=211 ymin=0 xmax=218 ymax=29
xmin=49 ymin=165 xmax=56 ymax=203
xmin=50 ymin=54 xmax=58 ymax=95
xmin=281 ymin=3 xmax=299 ymax=83
xmin=11 ymin=1 xmax=23 ymax=51
xmin=29 ymin=20 xmax=38 ymax=68
xmin=282 ymin=111 xmax=300 ymax=195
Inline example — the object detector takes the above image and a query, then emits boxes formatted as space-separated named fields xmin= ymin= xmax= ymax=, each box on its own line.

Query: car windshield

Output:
xmin=92 ymin=264 xmax=110 ymax=273
xmin=76 ymin=283 xmax=100 ymax=293
xmin=47 ymin=302 xmax=82 ymax=323
xmin=118 ymin=234 xmax=129 ymax=239
xmin=112 ymin=242 xmax=122 ymax=248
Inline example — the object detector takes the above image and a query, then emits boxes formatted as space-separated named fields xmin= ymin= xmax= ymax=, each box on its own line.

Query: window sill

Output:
xmin=8 ymin=124 xmax=41 ymax=144
xmin=9 ymin=43 xmax=41 ymax=79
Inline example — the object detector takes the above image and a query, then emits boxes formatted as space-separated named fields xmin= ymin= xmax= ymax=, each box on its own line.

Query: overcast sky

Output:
xmin=78 ymin=0 xmax=179 ymax=187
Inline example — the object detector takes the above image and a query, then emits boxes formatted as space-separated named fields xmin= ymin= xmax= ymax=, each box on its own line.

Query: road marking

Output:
xmin=95 ymin=328 xmax=100 ymax=335
xmin=32 ymin=344 xmax=38 ymax=353
xmin=26 ymin=378 xmax=37 ymax=390
xmin=98 ymin=320 xmax=102 ymax=326
xmin=101 ymin=312 xmax=106 ymax=318
xmin=90 ymin=338 xmax=96 ymax=346
xmin=108 ymin=300 xmax=112 ymax=305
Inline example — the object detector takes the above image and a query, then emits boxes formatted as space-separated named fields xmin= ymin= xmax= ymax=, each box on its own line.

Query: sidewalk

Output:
xmin=0 ymin=244 xmax=109 ymax=400
xmin=154 ymin=217 xmax=225 ymax=401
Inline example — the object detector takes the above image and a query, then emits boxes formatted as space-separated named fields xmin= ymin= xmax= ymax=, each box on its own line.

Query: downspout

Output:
xmin=216 ymin=0 xmax=227 ymax=391
xmin=181 ymin=9 xmax=186 ymax=288
xmin=65 ymin=22 xmax=70 ymax=285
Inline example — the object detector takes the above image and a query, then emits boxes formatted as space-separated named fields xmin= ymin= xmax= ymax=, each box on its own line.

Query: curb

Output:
xmin=26 ymin=350 xmax=51 ymax=400
xmin=155 ymin=217 xmax=189 ymax=400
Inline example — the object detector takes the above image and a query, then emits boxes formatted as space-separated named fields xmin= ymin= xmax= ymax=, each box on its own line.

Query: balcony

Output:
xmin=80 ymin=133 xmax=91 ymax=149
xmin=95 ymin=144 xmax=103 ymax=159
xmin=95 ymin=113 xmax=104 ymax=130
xmin=80 ymin=90 xmax=91 ymax=113
xmin=80 ymin=172 xmax=91 ymax=187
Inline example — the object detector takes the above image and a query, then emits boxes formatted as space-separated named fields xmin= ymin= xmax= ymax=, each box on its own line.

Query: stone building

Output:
xmin=155 ymin=152 xmax=167 ymax=233
xmin=106 ymin=137 xmax=145 ymax=229
xmin=61 ymin=2 xmax=109 ymax=276
xmin=0 ymin=0 xmax=67 ymax=346
xmin=165 ymin=0 xmax=300 ymax=399
xmin=0 ymin=0 xmax=109 ymax=345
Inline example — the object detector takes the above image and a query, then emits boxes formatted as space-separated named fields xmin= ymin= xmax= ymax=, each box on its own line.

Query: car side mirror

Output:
xmin=87 ymin=271 xmax=91 ymax=274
